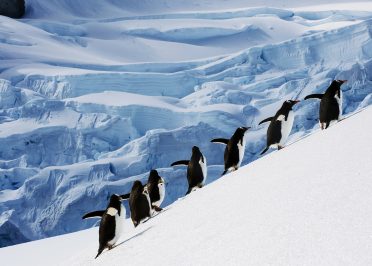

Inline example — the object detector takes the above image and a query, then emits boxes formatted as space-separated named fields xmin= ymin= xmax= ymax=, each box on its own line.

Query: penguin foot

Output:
xmin=152 ymin=205 xmax=163 ymax=212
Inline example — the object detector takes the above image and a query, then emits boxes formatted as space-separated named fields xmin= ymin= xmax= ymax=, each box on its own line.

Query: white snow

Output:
xmin=1 ymin=0 xmax=372 ymax=251
xmin=1 ymin=106 xmax=372 ymax=265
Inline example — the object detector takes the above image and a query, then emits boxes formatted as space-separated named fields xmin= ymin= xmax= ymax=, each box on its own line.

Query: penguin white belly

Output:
xmin=153 ymin=182 xmax=165 ymax=207
xmin=143 ymin=191 xmax=154 ymax=217
xmin=199 ymin=155 xmax=207 ymax=185
xmin=279 ymin=111 xmax=294 ymax=146
xmin=237 ymin=136 xmax=246 ymax=167
xmin=335 ymin=92 xmax=342 ymax=119
xmin=108 ymin=205 xmax=125 ymax=246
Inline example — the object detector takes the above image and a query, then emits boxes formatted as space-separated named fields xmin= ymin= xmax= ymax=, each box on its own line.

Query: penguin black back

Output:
xmin=259 ymin=100 xmax=300 ymax=154
xmin=129 ymin=181 xmax=151 ymax=227
xmin=212 ymin=127 xmax=249 ymax=175
xmin=171 ymin=146 xmax=207 ymax=195
xmin=186 ymin=146 xmax=206 ymax=194
xmin=304 ymin=80 xmax=346 ymax=129
xmin=224 ymin=127 xmax=248 ymax=172
xmin=96 ymin=194 xmax=124 ymax=259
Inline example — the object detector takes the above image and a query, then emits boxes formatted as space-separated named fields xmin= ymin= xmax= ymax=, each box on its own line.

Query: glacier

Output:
xmin=1 ymin=0 xmax=372 ymax=247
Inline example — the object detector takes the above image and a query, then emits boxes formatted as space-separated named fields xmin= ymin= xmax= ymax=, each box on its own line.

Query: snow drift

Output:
xmin=1 ymin=105 xmax=372 ymax=266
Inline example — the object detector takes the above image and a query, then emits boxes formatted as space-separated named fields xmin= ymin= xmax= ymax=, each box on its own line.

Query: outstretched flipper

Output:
xmin=119 ymin=193 xmax=130 ymax=200
xmin=171 ymin=160 xmax=189 ymax=166
xmin=210 ymin=138 xmax=229 ymax=145
xmin=82 ymin=210 xmax=105 ymax=220
xmin=304 ymin=94 xmax=323 ymax=100
xmin=258 ymin=117 xmax=274 ymax=125
xmin=260 ymin=146 xmax=269 ymax=155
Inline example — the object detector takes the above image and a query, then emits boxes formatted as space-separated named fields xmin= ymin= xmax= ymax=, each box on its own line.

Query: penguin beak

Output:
xmin=341 ymin=80 xmax=347 ymax=84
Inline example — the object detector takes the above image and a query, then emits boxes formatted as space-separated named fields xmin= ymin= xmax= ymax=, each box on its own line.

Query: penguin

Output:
xmin=171 ymin=146 xmax=207 ymax=195
xmin=146 ymin=169 xmax=165 ymax=211
xmin=211 ymin=126 xmax=250 ymax=176
xmin=120 ymin=170 xmax=165 ymax=212
xmin=82 ymin=194 xmax=126 ymax=259
xmin=128 ymin=180 xmax=152 ymax=227
xmin=304 ymin=79 xmax=347 ymax=129
xmin=259 ymin=100 xmax=300 ymax=155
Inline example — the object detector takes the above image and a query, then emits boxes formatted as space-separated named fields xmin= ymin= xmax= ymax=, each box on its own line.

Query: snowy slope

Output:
xmin=1 ymin=0 xmax=372 ymax=247
xmin=1 ymin=105 xmax=372 ymax=266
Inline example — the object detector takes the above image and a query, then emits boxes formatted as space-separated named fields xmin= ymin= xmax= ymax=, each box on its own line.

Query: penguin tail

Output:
xmin=260 ymin=147 xmax=269 ymax=155
xmin=95 ymin=245 xmax=105 ymax=259
xmin=185 ymin=187 xmax=192 ymax=195
xmin=221 ymin=169 xmax=228 ymax=176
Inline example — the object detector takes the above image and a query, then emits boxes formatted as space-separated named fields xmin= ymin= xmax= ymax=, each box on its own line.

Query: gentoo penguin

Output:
xmin=171 ymin=146 xmax=207 ymax=195
xmin=304 ymin=80 xmax=347 ymax=129
xmin=82 ymin=194 xmax=126 ymax=259
xmin=120 ymin=170 xmax=165 ymax=212
xmin=211 ymin=126 xmax=250 ymax=176
xmin=146 ymin=170 xmax=165 ymax=211
xmin=128 ymin=180 xmax=152 ymax=227
xmin=259 ymin=100 xmax=300 ymax=155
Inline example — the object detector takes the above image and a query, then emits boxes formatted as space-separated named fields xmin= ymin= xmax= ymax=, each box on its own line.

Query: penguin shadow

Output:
xmin=113 ymin=226 xmax=153 ymax=249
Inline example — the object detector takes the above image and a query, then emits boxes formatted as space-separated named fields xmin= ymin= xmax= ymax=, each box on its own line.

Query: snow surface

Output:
xmin=1 ymin=105 xmax=372 ymax=266
xmin=1 ymin=0 xmax=372 ymax=248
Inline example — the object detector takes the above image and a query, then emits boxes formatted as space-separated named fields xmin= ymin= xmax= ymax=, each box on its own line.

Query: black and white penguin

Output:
xmin=259 ymin=100 xmax=300 ymax=155
xmin=211 ymin=126 xmax=250 ymax=175
xmin=82 ymin=194 xmax=126 ymax=259
xmin=304 ymin=79 xmax=347 ymax=129
xmin=171 ymin=146 xmax=207 ymax=195
xmin=147 ymin=169 xmax=165 ymax=211
xmin=128 ymin=180 xmax=152 ymax=227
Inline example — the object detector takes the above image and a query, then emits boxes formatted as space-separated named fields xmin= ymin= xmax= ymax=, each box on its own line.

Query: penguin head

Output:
xmin=132 ymin=180 xmax=144 ymax=194
xmin=192 ymin=146 xmax=200 ymax=153
xmin=282 ymin=100 xmax=300 ymax=110
xmin=335 ymin=79 xmax=347 ymax=85
xmin=148 ymin=169 xmax=160 ymax=184
xmin=235 ymin=126 xmax=250 ymax=137
xmin=191 ymin=146 xmax=204 ymax=161
xmin=107 ymin=194 xmax=123 ymax=211
xmin=328 ymin=80 xmax=347 ymax=97
xmin=148 ymin=169 xmax=165 ymax=186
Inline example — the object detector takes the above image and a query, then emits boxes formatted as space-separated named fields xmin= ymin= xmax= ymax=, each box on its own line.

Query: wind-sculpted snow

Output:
xmin=1 ymin=1 xmax=372 ymax=247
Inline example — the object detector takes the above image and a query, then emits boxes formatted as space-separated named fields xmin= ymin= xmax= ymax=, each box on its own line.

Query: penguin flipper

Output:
xmin=304 ymin=93 xmax=323 ymax=100
xmin=260 ymin=146 xmax=269 ymax=155
xmin=258 ymin=117 xmax=274 ymax=125
xmin=119 ymin=193 xmax=130 ymax=200
xmin=210 ymin=138 xmax=229 ymax=145
xmin=171 ymin=160 xmax=189 ymax=166
xmin=82 ymin=210 xmax=105 ymax=219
